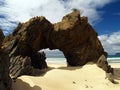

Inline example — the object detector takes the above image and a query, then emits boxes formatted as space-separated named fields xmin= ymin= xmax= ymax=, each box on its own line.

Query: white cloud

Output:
xmin=98 ymin=31 xmax=120 ymax=55
xmin=0 ymin=0 xmax=113 ymax=35
xmin=40 ymin=49 xmax=64 ymax=57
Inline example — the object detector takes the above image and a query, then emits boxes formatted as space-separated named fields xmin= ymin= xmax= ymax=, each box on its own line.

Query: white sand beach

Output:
xmin=12 ymin=63 xmax=120 ymax=90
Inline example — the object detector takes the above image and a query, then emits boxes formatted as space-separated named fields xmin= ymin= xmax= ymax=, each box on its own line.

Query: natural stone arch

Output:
xmin=2 ymin=11 xmax=106 ymax=78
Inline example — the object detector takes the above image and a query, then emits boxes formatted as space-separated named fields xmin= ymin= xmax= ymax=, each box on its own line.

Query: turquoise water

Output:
xmin=46 ymin=58 xmax=66 ymax=64
xmin=107 ymin=57 xmax=120 ymax=63
xmin=46 ymin=57 xmax=120 ymax=64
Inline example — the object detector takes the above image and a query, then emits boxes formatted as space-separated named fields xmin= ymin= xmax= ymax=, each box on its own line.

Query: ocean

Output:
xmin=46 ymin=57 xmax=120 ymax=64
xmin=46 ymin=57 xmax=66 ymax=64
xmin=107 ymin=57 xmax=120 ymax=63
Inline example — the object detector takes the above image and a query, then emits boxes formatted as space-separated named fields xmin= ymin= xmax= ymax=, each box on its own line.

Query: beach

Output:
xmin=12 ymin=62 xmax=120 ymax=90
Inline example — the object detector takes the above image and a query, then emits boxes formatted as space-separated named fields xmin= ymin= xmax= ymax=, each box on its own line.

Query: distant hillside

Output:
xmin=115 ymin=53 xmax=120 ymax=56
xmin=46 ymin=53 xmax=65 ymax=58
xmin=108 ymin=53 xmax=120 ymax=57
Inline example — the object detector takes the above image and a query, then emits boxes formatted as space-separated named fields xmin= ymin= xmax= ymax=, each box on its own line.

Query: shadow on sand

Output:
xmin=113 ymin=68 xmax=120 ymax=80
xmin=31 ymin=67 xmax=55 ymax=76
xmin=13 ymin=79 xmax=42 ymax=90
xmin=57 ymin=66 xmax=83 ymax=70
xmin=57 ymin=62 xmax=95 ymax=70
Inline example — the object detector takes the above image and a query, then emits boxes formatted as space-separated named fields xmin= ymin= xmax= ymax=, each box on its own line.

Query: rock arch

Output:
xmin=2 ymin=11 xmax=106 ymax=78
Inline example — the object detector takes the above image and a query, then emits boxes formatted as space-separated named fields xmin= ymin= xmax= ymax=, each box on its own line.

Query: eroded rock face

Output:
xmin=0 ymin=29 xmax=12 ymax=90
xmin=97 ymin=54 xmax=116 ymax=84
xmin=3 ymin=11 xmax=107 ymax=78
xmin=3 ymin=17 xmax=49 ymax=78
xmin=50 ymin=11 xmax=105 ymax=66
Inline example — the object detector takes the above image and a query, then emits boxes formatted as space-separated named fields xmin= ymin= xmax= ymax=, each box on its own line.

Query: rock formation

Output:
xmin=0 ymin=29 xmax=12 ymax=90
xmin=2 ymin=10 xmax=109 ymax=78
xmin=3 ymin=17 xmax=49 ymax=78
xmin=97 ymin=54 xmax=118 ymax=84
xmin=52 ymin=11 xmax=105 ymax=66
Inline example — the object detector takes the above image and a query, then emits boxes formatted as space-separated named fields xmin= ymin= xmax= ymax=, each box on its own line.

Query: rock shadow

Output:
xmin=58 ymin=66 xmax=83 ymax=71
xmin=31 ymin=67 xmax=55 ymax=76
xmin=113 ymin=68 xmax=120 ymax=80
xmin=13 ymin=79 xmax=42 ymax=90
xmin=57 ymin=62 xmax=95 ymax=71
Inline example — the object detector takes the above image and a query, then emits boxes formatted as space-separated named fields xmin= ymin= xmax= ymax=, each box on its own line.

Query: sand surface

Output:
xmin=13 ymin=63 xmax=120 ymax=90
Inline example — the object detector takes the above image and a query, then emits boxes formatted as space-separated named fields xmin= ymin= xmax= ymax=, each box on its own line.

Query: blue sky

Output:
xmin=94 ymin=0 xmax=120 ymax=35
xmin=0 ymin=0 xmax=120 ymax=55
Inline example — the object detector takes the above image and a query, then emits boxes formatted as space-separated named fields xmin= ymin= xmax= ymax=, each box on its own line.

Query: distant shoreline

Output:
xmin=46 ymin=57 xmax=120 ymax=64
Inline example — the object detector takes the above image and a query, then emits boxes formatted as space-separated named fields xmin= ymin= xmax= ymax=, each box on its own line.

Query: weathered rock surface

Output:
xmin=97 ymin=54 xmax=113 ymax=73
xmin=0 ymin=29 xmax=12 ymax=90
xmin=3 ymin=17 xmax=49 ymax=78
xmin=52 ymin=11 xmax=105 ymax=66
xmin=97 ymin=54 xmax=117 ymax=84
xmin=97 ymin=54 xmax=109 ymax=71
xmin=3 ymin=10 xmax=108 ymax=78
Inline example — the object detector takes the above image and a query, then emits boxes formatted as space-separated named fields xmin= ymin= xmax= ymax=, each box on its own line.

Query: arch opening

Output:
xmin=40 ymin=49 xmax=66 ymax=64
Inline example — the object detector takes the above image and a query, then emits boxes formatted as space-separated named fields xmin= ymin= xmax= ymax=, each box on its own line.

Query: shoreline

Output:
xmin=46 ymin=57 xmax=120 ymax=64
xmin=12 ymin=63 xmax=120 ymax=90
